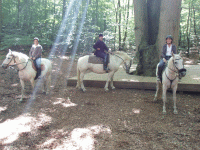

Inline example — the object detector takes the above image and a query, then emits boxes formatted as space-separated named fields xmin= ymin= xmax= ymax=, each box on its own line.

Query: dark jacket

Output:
xmin=161 ymin=44 xmax=177 ymax=58
xmin=29 ymin=44 xmax=43 ymax=59
xmin=93 ymin=40 xmax=108 ymax=56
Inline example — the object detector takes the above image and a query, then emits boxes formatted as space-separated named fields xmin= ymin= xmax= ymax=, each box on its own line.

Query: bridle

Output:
xmin=3 ymin=54 xmax=30 ymax=72
xmin=165 ymin=57 xmax=186 ymax=87
xmin=110 ymin=52 xmax=132 ymax=73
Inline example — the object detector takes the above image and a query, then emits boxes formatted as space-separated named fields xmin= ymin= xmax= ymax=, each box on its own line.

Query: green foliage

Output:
xmin=0 ymin=0 xmax=135 ymax=53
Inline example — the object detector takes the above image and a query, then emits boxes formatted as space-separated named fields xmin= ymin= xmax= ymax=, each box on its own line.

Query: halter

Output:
xmin=3 ymin=54 xmax=30 ymax=72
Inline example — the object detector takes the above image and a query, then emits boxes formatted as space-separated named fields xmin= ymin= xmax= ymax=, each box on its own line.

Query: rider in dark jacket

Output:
xmin=93 ymin=34 xmax=109 ymax=72
xmin=157 ymin=35 xmax=177 ymax=81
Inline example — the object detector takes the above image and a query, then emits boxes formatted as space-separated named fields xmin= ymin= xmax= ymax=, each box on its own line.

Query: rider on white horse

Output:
xmin=93 ymin=34 xmax=110 ymax=72
xmin=29 ymin=37 xmax=43 ymax=80
xmin=157 ymin=35 xmax=177 ymax=82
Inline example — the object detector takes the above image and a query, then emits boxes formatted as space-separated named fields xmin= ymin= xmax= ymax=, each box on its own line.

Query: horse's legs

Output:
xmin=80 ymin=72 xmax=86 ymax=92
xmin=154 ymin=81 xmax=159 ymax=101
xmin=110 ymin=74 xmax=115 ymax=90
xmin=20 ymin=79 xmax=25 ymax=101
xmin=173 ymin=85 xmax=178 ymax=114
xmin=162 ymin=85 xmax=167 ymax=114
xmin=30 ymin=78 xmax=36 ymax=99
xmin=104 ymin=72 xmax=114 ymax=91
xmin=46 ymin=74 xmax=51 ymax=95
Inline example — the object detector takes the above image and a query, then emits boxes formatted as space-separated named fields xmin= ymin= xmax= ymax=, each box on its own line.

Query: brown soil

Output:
xmin=0 ymin=57 xmax=200 ymax=150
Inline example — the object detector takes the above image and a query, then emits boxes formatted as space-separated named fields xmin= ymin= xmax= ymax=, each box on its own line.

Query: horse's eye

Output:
xmin=175 ymin=62 xmax=177 ymax=64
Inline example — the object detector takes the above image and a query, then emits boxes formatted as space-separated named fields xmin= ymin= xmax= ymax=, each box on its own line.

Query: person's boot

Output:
xmin=157 ymin=67 xmax=162 ymax=82
xmin=104 ymin=56 xmax=110 ymax=73
xmin=34 ymin=67 xmax=41 ymax=80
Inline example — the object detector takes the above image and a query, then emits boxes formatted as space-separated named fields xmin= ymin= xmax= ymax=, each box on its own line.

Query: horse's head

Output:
xmin=171 ymin=52 xmax=187 ymax=77
xmin=125 ymin=57 xmax=133 ymax=74
xmin=2 ymin=49 xmax=18 ymax=69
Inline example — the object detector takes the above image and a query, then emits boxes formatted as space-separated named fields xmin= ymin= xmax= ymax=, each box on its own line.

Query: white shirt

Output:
xmin=166 ymin=44 xmax=172 ymax=56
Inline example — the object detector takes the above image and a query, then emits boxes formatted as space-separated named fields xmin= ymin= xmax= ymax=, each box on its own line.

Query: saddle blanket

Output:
xmin=88 ymin=55 xmax=109 ymax=64
xmin=32 ymin=61 xmax=45 ymax=71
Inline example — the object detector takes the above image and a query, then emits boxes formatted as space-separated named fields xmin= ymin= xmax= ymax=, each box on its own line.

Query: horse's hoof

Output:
xmin=162 ymin=111 xmax=166 ymax=115
xmin=111 ymin=87 xmax=115 ymax=90
xmin=174 ymin=110 xmax=178 ymax=115
xmin=104 ymin=88 xmax=109 ymax=92
xmin=153 ymin=97 xmax=157 ymax=102
xmin=19 ymin=98 xmax=25 ymax=103
xmin=81 ymin=88 xmax=86 ymax=92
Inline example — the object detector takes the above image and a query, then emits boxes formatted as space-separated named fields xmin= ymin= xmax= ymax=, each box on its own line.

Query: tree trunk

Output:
xmin=133 ymin=0 xmax=148 ymax=52
xmin=63 ymin=0 xmax=66 ymax=19
xmin=157 ymin=0 xmax=182 ymax=54
xmin=118 ymin=0 xmax=121 ymax=50
xmin=134 ymin=0 xmax=182 ymax=76
xmin=96 ymin=0 xmax=98 ymax=26
xmin=186 ymin=2 xmax=191 ymax=57
xmin=0 ymin=0 xmax=2 ymax=43
xmin=17 ymin=0 xmax=20 ymax=27
xmin=121 ymin=0 xmax=130 ymax=51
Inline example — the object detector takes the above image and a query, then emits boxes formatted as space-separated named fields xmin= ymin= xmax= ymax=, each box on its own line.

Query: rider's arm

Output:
xmin=172 ymin=44 xmax=177 ymax=54
xmin=104 ymin=43 xmax=109 ymax=51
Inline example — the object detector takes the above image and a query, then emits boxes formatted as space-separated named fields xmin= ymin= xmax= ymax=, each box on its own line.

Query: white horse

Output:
xmin=154 ymin=52 xmax=186 ymax=114
xmin=76 ymin=51 xmax=133 ymax=92
xmin=1 ymin=49 xmax=52 ymax=101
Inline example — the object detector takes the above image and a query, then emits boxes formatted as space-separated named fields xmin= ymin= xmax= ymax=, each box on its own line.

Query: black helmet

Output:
xmin=166 ymin=35 xmax=173 ymax=41
xmin=99 ymin=34 xmax=103 ymax=37
xmin=34 ymin=37 xmax=39 ymax=41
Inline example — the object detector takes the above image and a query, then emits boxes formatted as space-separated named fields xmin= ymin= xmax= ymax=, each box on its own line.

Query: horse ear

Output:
xmin=9 ymin=49 xmax=12 ymax=53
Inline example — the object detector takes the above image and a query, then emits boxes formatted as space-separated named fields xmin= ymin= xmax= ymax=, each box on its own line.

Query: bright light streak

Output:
xmin=51 ymin=0 xmax=82 ymax=87
xmin=23 ymin=0 xmax=78 ymax=113
xmin=64 ymin=0 xmax=90 ymax=89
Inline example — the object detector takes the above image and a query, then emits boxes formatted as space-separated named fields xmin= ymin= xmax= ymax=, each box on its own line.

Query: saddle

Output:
xmin=88 ymin=55 xmax=110 ymax=64
xmin=32 ymin=61 xmax=45 ymax=71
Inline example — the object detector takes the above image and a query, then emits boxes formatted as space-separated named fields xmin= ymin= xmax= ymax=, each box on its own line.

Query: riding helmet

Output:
xmin=34 ymin=37 xmax=39 ymax=41
xmin=99 ymin=34 xmax=103 ymax=37
xmin=166 ymin=35 xmax=173 ymax=41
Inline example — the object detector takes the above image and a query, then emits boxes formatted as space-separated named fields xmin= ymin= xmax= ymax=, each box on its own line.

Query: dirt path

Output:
xmin=0 ymin=58 xmax=200 ymax=150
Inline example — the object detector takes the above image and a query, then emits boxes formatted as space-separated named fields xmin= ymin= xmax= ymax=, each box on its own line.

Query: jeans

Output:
xmin=35 ymin=58 xmax=41 ymax=69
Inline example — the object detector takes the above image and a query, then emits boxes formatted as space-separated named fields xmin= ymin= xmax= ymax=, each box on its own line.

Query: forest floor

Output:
xmin=0 ymin=54 xmax=200 ymax=150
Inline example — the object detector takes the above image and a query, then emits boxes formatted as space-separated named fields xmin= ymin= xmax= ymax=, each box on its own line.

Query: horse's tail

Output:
xmin=76 ymin=64 xmax=81 ymax=88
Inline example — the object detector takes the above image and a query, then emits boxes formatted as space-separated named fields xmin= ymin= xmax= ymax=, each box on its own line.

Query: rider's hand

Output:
xmin=163 ymin=58 xmax=167 ymax=63
xmin=97 ymin=48 xmax=100 ymax=50
xmin=33 ymin=57 xmax=35 ymax=60
xmin=108 ymin=49 xmax=111 ymax=53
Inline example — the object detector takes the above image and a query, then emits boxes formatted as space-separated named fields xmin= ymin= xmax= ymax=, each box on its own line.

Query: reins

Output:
xmin=105 ymin=51 xmax=132 ymax=72
xmin=4 ymin=54 xmax=30 ymax=72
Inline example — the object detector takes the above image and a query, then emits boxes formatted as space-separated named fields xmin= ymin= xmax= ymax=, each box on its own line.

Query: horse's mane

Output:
xmin=114 ymin=51 xmax=131 ymax=59
xmin=10 ymin=51 xmax=29 ymax=61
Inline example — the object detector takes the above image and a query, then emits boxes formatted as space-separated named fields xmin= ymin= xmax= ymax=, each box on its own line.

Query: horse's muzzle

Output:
xmin=1 ymin=63 xmax=8 ymax=69
xmin=179 ymin=68 xmax=187 ymax=77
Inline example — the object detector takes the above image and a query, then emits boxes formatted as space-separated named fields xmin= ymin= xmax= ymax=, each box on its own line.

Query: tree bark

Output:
xmin=118 ymin=0 xmax=121 ymax=50
xmin=133 ymin=0 xmax=148 ymax=51
xmin=186 ymin=2 xmax=191 ymax=57
xmin=63 ymin=0 xmax=66 ymax=19
xmin=17 ymin=0 xmax=20 ymax=27
xmin=134 ymin=0 xmax=182 ymax=76
xmin=0 ymin=0 xmax=2 ymax=43
xmin=157 ymin=0 xmax=182 ymax=54
xmin=122 ymin=0 xmax=130 ymax=51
